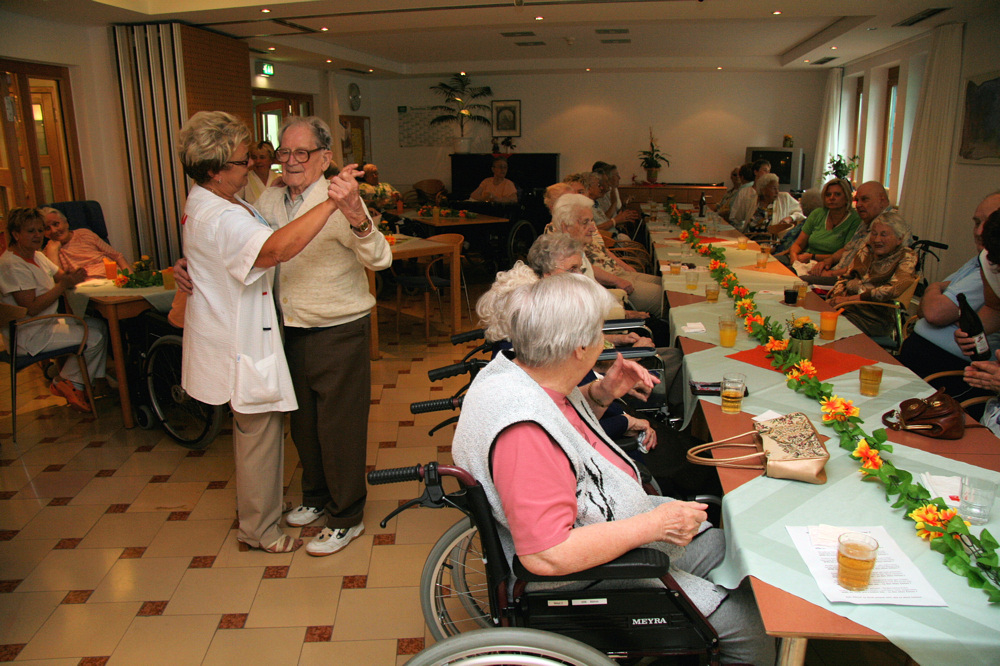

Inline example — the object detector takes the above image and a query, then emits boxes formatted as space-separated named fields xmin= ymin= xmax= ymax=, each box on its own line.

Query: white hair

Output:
xmin=551 ymin=193 xmax=593 ymax=233
xmin=527 ymin=233 xmax=583 ymax=277
xmin=507 ymin=273 xmax=614 ymax=368
xmin=475 ymin=262 xmax=539 ymax=342
xmin=755 ymin=173 xmax=779 ymax=194
xmin=38 ymin=207 xmax=66 ymax=223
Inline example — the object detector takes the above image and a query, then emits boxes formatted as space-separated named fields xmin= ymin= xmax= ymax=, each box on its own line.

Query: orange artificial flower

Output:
xmin=679 ymin=230 xmax=689 ymax=241
xmin=698 ymin=246 xmax=711 ymax=255
xmin=732 ymin=285 xmax=749 ymax=298
xmin=786 ymin=368 xmax=804 ymax=383
xmin=820 ymin=394 xmax=859 ymax=421
xmin=795 ymin=359 xmax=818 ymax=378
xmin=744 ymin=313 xmax=764 ymax=333
xmin=113 ymin=274 xmax=129 ymax=288
xmin=852 ymin=438 xmax=883 ymax=470
xmin=908 ymin=504 xmax=969 ymax=541
xmin=764 ymin=337 xmax=789 ymax=352
xmin=709 ymin=259 xmax=727 ymax=271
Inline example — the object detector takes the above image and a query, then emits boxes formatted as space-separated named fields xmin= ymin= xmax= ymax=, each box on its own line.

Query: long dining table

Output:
xmin=649 ymin=212 xmax=1000 ymax=665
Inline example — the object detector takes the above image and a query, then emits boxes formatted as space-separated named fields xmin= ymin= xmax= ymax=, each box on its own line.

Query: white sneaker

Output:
xmin=305 ymin=523 xmax=365 ymax=557
xmin=286 ymin=505 xmax=326 ymax=527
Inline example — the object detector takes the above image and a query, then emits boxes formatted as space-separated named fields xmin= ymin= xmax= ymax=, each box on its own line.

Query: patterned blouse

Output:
xmin=828 ymin=245 xmax=917 ymax=302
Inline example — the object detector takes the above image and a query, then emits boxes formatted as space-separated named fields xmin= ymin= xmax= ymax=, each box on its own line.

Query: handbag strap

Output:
xmin=686 ymin=430 xmax=766 ymax=470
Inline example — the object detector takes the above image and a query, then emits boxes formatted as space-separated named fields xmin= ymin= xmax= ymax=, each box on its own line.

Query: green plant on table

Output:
xmin=824 ymin=154 xmax=860 ymax=180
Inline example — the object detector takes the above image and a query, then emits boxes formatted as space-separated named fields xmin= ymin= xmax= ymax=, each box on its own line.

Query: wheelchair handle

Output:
xmin=367 ymin=464 xmax=424 ymax=485
xmin=596 ymin=347 xmax=658 ymax=362
xmin=428 ymin=359 xmax=487 ymax=381
xmin=913 ymin=239 xmax=949 ymax=251
xmin=451 ymin=328 xmax=485 ymax=344
xmin=410 ymin=396 xmax=464 ymax=414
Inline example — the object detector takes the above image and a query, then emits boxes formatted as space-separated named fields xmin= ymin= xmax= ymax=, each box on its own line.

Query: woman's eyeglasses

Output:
xmin=226 ymin=159 xmax=251 ymax=167
xmin=275 ymin=147 xmax=324 ymax=163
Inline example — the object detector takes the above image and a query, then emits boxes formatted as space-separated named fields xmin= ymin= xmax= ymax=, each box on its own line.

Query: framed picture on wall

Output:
xmin=339 ymin=115 xmax=371 ymax=165
xmin=958 ymin=69 xmax=1000 ymax=164
xmin=491 ymin=100 xmax=521 ymax=137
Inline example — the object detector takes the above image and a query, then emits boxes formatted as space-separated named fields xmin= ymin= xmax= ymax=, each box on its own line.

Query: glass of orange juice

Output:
xmin=737 ymin=236 xmax=748 ymax=251
xmin=103 ymin=257 xmax=117 ymax=280
xmin=820 ymin=310 xmax=839 ymax=340
xmin=719 ymin=315 xmax=738 ymax=348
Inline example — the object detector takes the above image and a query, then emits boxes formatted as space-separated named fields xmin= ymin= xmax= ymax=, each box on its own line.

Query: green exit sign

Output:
xmin=256 ymin=61 xmax=275 ymax=77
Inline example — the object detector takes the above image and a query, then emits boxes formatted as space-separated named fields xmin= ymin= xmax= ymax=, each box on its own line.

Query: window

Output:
xmin=852 ymin=76 xmax=864 ymax=170
xmin=880 ymin=67 xmax=900 ymax=187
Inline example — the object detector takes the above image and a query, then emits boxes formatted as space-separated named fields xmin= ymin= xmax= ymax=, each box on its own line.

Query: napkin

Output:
xmin=681 ymin=322 xmax=707 ymax=334
xmin=753 ymin=410 xmax=784 ymax=422
xmin=808 ymin=524 xmax=853 ymax=548
xmin=920 ymin=473 xmax=961 ymax=507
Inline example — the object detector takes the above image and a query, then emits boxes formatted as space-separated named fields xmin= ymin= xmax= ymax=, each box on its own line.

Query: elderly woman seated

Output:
xmin=470 ymin=157 xmax=518 ymax=203
xmin=453 ymin=274 xmax=774 ymax=665
xmin=784 ymin=178 xmax=860 ymax=271
xmin=742 ymin=173 xmax=805 ymax=238
xmin=40 ymin=207 xmax=129 ymax=279
xmin=827 ymin=211 xmax=917 ymax=338
xmin=551 ymin=193 xmax=663 ymax=318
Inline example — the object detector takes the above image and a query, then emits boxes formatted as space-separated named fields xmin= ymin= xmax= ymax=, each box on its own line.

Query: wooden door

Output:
xmin=31 ymin=87 xmax=72 ymax=204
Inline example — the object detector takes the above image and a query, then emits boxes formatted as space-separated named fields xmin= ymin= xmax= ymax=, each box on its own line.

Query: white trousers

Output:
xmin=19 ymin=316 xmax=109 ymax=386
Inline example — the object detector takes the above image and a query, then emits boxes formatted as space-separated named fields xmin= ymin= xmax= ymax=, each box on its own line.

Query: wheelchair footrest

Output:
xmin=516 ymin=588 xmax=712 ymax=656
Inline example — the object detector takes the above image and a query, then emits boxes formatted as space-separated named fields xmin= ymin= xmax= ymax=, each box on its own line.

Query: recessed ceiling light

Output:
xmin=535 ymin=16 xmax=544 ymax=21
xmin=267 ymin=47 xmax=275 ymax=51
xmin=867 ymin=27 xmax=877 ymax=31
xmin=772 ymin=10 xmax=782 ymax=15
xmin=368 ymin=68 xmax=374 ymax=73
xmin=831 ymin=46 xmax=838 ymax=50
xmin=585 ymin=68 xmax=591 ymax=72
xmin=804 ymin=59 xmax=810 ymax=63
xmin=460 ymin=71 xmax=466 ymax=75
xmin=717 ymin=66 xmax=723 ymax=70
xmin=326 ymin=59 xmax=332 ymax=63
xmin=261 ymin=8 xmax=270 ymax=13
xmin=320 ymin=27 xmax=328 ymax=32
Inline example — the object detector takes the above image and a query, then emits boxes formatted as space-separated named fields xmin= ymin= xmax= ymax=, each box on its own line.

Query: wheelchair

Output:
xmin=369 ymin=462 xmax=721 ymax=664
xmin=125 ymin=310 xmax=226 ymax=449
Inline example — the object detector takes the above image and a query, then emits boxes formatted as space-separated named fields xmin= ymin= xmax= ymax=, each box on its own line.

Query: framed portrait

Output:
xmin=491 ymin=100 xmax=521 ymax=137
xmin=957 ymin=69 xmax=1000 ymax=164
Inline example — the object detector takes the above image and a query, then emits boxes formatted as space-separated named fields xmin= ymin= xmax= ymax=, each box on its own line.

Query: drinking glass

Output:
xmin=784 ymin=285 xmax=798 ymax=305
xmin=737 ymin=237 xmax=749 ymax=251
xmin=797 ymin=281 xmax=809 ymax=301
xmin=161 ymin=267 xmax=176 ymax=291
xmin=718 ymin=315 xmax=738 ymax=348
xmin=720 ymin=373 xmax=746 ymax=414
xmin=705 ymin=282 xmax=720 ymax=303
xmin=670 ymin=262 xmax=682 ymax=275
xmin=820 ymin=311 xmax=839 ymax=340
xmin=837 ymin=532 xmax=879 ymax=591
xmin=685 ymin=271 xmax=700 ymax=290
xmin=859 ymin=365 xmax=883 ymax=397
xmin=756 ymin=252 xmax=768 ymax=269
xmin=759 ymin=242 xmax=772 ymax=255
xmin=960 ymin=476 xmax=997 ymax=525
xmin=103 ymin=257 xmax=117 ymax=280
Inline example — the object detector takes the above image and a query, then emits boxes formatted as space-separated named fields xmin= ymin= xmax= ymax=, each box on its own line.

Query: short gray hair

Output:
xmin=475 ymin=262 xmax=539 ymax=342
xmin=551 ymin=193 xmax=593 ymax=233
xmin=527 ymin=233 xmax=583 ymax=277
xmin=176 ymin=111 xmax=251 ymax=184
xmin=870 ymin=209 xmax=911 ymax=245
xmin=755 ymin=173 xmax=779 ymax=195
xmin=278 ymin=115 xmax=334 ymax=151
xmin=38 ymin=207 xmax=66 ymax=223
xmin=507 ymin=273 xmax=614 ymax=368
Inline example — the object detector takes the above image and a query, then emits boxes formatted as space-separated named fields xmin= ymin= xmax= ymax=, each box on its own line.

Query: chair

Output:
xmin=404 ymin=179 xmax=448 ymax=207
xmin=923 ymin=370 xmax=995 ymax=414
xmin=0 ymin=303 xmax=98 ymax=446
xmin=48 ymin=200 xmax=110 ymax=243
xmin=836 ymin=278 xmax=920 ymax=355
xmin=392 ymin=233 xmax=473 ymax=339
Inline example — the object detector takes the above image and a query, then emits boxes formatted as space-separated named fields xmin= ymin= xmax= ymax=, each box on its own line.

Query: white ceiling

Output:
xmin=2 ymin=0 xmax=996 ymax=77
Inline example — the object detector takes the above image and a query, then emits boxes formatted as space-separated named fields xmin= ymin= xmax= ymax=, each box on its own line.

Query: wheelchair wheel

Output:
xmin=406 ymin=628 xmax=616 ymax=666
xmin=505 ymin=219 xmax=536 ymax=268
xmin=421 ymin=517 xmax=493 ymax=640
xmin=145 ymin=335 xmax=224 ymax=450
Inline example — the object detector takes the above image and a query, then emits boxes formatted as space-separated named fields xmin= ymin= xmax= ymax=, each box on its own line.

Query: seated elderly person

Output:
xmin=358 ymin=163 xmax=401 ymax=211
xmin=40 ymin=207 xmax=128 ymax=279
xmin=742 ymin=173 xmax=805 ymax=238
xmin=551 ymin=193 xmax=663 ymax=318
xmin=453 ymin=274 xmax=774 ymax=665
xmin=470 ymin=157 xmax=518 ymax=203
xmin=242 ymin=140 xmax=279 ymax=204
xmin=586 ymin=171 xmax=637 ymax=240
xmin=715 ymin=166 xmax=742 ymax=219
xmin=827 ymin=211 xmax=917 ymax=338
xmin=729 ymin=159 xmax=770 ymax=227
xmin=1 ymin=207 xmax=108 ymax=412
xmin=784 ymin=178 xmax=860 ymax=270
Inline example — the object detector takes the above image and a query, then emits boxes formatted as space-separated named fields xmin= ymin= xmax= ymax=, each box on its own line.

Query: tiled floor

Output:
xmin=0 ymin=292 xmax=911 ymax=665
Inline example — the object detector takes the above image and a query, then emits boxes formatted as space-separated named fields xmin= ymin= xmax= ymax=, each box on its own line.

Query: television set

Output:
xmin=744 ymin=147 xmax=804 ymax=191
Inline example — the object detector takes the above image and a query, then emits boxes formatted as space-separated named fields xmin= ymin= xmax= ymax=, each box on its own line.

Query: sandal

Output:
xmin=238 ymin=534 xmax=303 ymax=553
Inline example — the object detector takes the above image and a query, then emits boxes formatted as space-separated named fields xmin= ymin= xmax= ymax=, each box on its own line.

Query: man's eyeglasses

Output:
xmin=275 ymin=147 xmax=324 ymax=163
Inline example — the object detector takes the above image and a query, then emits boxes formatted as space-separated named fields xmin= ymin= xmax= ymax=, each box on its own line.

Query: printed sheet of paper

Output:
xmin=787 ymin=525 xmax=947 ymax=606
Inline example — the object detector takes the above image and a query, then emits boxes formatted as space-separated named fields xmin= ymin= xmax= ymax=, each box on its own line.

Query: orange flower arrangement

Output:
xmin=764 ymin=336 xmax=789 ymax=352
xmin=113 ymin=274 xmax=130 ymax=288
xmin=708 ymin=259 xmax=726 ymax=271
xmin=821 ymin=395 xmax=860 ymax=422
xmin=732 ymin=285 xmax=749 ymax=298
xmin=678 ymin=230 xmax=689 ymax=242
xmin=851 ymin=438 xmax=883 ymax=470
xmin=744 ymin=313 xmax=764 ymax=333
xmin=908 ymin=504 xmax=970 ymax=541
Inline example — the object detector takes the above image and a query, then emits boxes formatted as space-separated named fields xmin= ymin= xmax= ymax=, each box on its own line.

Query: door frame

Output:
xmin=0 ymin=58 xmax=85 ymax=206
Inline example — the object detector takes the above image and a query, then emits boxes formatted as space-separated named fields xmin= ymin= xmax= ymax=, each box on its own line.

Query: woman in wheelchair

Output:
xmin=453 ymin=274 xmax=775 ymax=665
xmin=0 ymin=207 xmax=108 ymax=412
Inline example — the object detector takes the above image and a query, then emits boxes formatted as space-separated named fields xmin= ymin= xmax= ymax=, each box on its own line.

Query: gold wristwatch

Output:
xmin=352 ymin=217 xmax=372 ymax=235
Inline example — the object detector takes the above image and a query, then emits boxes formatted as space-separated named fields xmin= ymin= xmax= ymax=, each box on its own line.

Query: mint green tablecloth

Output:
xmin=709 ymin=443 xmax=1000 ymax=666
xmin=66 ymin=278 xmax=175 ymax=317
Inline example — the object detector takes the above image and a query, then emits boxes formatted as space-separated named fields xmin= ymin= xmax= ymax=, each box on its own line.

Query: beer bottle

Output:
xmin=957 ymin=293 xmax=991 ymax=361
xmin=699 ymin=191 xmax=707 ymax=217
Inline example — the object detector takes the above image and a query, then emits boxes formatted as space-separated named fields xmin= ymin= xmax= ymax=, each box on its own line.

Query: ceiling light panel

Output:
xmin=515 ymin=41 xmax=546 ymax=46
xmin=595 ymin=29 xmax=629 ymax=34
xmin=501 ymin=31 xmax=535 ymax=37
xmin=600 ymin=39 xmax=631 ymax=44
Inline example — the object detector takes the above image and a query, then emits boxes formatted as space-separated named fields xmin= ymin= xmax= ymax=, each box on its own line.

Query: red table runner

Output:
xmin=725 ymin=345 xmax=876 ymax=382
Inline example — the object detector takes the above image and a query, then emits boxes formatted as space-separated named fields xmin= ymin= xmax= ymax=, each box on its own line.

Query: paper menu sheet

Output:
xmin=787 ymin=526 xmax=947 ymax=606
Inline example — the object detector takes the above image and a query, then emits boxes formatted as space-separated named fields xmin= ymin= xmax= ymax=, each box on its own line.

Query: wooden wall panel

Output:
xmin=179 ymin=24 xmax=252 ymax=126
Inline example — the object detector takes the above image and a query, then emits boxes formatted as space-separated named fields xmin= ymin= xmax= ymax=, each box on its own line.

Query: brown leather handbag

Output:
xmin=881 ymin=388 xmax=968 ymax=440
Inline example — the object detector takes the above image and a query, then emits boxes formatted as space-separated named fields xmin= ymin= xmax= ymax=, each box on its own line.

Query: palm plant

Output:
xmin=429 ymin=74 xmax=493 ymax=137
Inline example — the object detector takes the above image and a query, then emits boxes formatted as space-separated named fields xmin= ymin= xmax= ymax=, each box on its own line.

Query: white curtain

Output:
xmin=811 ymin=68 xmax=843 ymax=190
xmin=898 ymin=23 xmax=964 ymax=281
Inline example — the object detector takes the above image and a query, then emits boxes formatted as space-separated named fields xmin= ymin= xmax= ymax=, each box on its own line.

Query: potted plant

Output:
xmin=430 ymin=74 xmax=493 ymax=153
xmin=786 ymin=315 xmax=819 ymax=360
xmin=638 ymin=128 xmax=670 ymax=183
xmin=824 ymin=154 xmax=860 ymax=181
